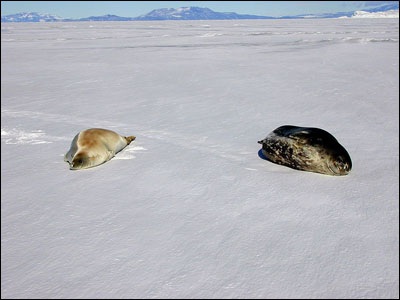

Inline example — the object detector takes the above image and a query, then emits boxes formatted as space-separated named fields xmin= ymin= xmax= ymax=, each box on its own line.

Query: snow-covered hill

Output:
xmin=1 ymin=12 xmax=63 ymax=22
xmin=1 ymin=4 xmax=399 ymax=22
xmin=134 ymin=7 xmax=272 ymax=20
xmin=77 ymin=14 xmax=134 ymax=21
xmin=349 ymin=9 xmax=399 ymax=18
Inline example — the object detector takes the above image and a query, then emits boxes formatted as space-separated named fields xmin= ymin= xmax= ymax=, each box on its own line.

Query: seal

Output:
xmin=64 ymin=128 xmax=136 ymax=170
xmin=258 ymin=125 xmax=352 ymax=176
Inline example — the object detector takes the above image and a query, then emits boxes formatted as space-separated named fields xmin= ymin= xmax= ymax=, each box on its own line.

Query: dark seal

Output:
xmin=258 ymin=125 xmax=352 ymax=176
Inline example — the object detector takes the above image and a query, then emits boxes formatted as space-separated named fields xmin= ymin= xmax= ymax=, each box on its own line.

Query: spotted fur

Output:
xmin=258 ymin=125 xmax=352 ymax=176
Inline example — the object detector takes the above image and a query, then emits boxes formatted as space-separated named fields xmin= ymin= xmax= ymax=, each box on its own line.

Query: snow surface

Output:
xmin=1 ymin=19 xmax=399 ymax=298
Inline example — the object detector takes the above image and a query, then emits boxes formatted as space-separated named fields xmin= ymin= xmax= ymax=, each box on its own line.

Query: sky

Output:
xmin=1 ymin=1 xmax=398 ymax=18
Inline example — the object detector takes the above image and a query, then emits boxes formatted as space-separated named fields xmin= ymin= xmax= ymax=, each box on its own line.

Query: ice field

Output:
xmin=1 ymin=19 xmax=399 ymax=298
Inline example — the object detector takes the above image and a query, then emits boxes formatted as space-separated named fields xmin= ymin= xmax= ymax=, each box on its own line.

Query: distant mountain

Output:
xmin=348 ymin=9 xmax=399 ymax=18
xmin=0 ymin=12 xmax=135 ymax=23
xmin=0 ymin=7 xmax=271 ymax=22
xmin=280 ymin=2 xmax=399 ymax=19
xmin=1 ymin=5 xmax=399 ymax=22
xmin=1 ymin=12 xmax=64 ymax=22
xmin=279 ymin=11 xmax=355 ymax=19
xmin=133 ymin=7 xmax=273 ymax=20
xmin=75 ymin=14 xmax=134 ymax=22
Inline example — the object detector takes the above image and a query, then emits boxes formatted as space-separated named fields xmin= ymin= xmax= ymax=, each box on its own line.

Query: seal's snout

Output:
xmin=125 ymin=136 xmax=136 ymax=144
xmin=257 ymin=140 xmax=263 ymax=144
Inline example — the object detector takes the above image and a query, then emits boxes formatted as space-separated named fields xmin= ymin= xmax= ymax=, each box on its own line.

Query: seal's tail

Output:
xmin=125 ymin=136 xmax=136 ymax=145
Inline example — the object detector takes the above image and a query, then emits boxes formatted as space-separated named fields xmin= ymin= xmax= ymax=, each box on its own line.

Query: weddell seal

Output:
xmin=64 ymin=128 xmax=136 ymax=170
xmin=258 ymin=125 xmax=352 ymax=176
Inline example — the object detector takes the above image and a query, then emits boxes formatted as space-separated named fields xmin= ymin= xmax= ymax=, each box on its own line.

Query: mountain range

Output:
xmin=1 ymin=4 xmax=399 ymax=22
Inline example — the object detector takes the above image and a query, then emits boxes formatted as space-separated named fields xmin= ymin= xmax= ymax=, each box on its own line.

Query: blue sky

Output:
xmin=1 ymin=1 xmax=397 ymax=18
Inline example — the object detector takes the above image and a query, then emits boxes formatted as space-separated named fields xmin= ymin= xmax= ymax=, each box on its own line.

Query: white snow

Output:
xmin=349 ymin=10 xmax=399 ymax=19
xmin=1 ymin=19 xmax=399 ymax=298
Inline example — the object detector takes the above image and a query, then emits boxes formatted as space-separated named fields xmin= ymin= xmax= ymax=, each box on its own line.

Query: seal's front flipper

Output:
xmin=107 ymin=150 xmax=115 ymax=160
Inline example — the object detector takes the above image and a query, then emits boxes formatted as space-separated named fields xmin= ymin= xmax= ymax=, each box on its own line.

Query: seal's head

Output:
xmin=327 ymin=152 xmax=352 ymax=176
xmin=283 ymin=126 xmax=352 ymax=176
xmin=69 ymin=153 xmax=91 ymax=170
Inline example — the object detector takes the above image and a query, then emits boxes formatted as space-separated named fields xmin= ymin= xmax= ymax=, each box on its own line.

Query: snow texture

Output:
xmin=1 ymin=19 xmax=399 ymax=299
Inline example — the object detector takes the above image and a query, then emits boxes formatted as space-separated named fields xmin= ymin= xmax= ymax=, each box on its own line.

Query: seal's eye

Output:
xmin=78 ymin=159 xmax=83 ymax=164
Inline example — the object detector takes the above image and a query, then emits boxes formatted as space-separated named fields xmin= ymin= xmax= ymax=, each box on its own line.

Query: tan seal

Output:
xmin=64 ymin=128 xmax=136 ymax=170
